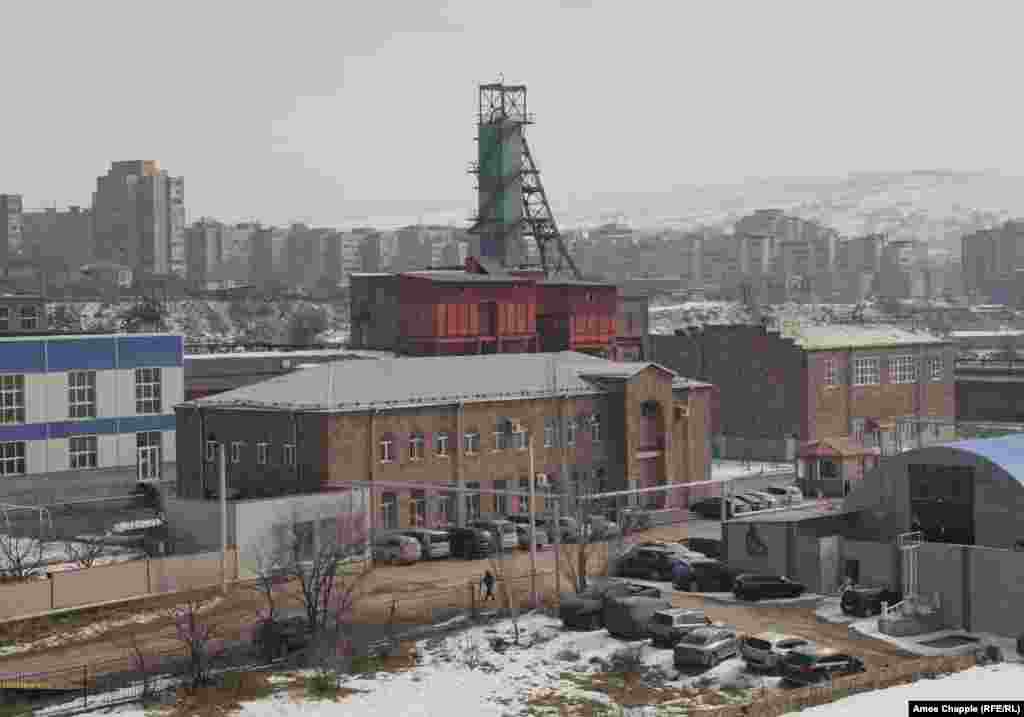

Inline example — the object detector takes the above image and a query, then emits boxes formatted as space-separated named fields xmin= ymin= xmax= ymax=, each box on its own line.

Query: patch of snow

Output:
xmin=711 ymin=461 xmax=793 ymax=480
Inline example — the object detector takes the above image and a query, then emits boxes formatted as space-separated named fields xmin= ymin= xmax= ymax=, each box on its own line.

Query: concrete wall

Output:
xmin=841 ymin=539 xmax=900 ymax=589
xmin=165 ymin=495 xmax=237 ymax=553
xmin=793 ymin=533 xmax=822 ymax=592
xmin=724 ymin=521 xmax=791 ymax=576
xmin=956 ymin=380 xmax=1024 ymax=423
xmin=917 ymin=542 xmax=966 ymax=629
xmin=968 ymin=546 xmax=1024 ymax=636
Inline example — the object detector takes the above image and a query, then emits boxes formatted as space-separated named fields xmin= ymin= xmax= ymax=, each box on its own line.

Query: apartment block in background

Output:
xmin=92 ymin=161 xmax=186 ymax=278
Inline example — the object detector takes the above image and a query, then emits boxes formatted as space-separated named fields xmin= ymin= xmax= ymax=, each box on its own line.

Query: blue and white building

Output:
xmin=0 ymin=333 xmax=183 ymax=481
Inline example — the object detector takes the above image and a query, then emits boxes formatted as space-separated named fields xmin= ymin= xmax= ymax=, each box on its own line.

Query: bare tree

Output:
xmin=124 ymin=629 xmax=160 ymax=699
xmin=62 ymin=537 xmax=107 ymax=569
xmin=0 ymin=528 xmax=45 ymax=580
xmin=171 ymin=591 xmax=224 ymax=687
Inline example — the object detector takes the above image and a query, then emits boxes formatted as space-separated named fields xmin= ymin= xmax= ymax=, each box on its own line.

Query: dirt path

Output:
xmin=0 ymin=524 xmax=913 ymax=677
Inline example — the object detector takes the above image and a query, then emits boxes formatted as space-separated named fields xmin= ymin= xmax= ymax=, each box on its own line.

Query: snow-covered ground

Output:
xmin=67 ymin=612 xmax=775 ymax=717
xmin=0 ymin=535 xmax=142 ymax=573
xmin=710 ymin=461 xmax=793 ymax=480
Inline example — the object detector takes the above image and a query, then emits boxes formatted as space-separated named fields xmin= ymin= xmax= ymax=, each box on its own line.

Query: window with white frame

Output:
xmin=543 ymin=419 xmax=556 ymax=448
xmin=511 ymin=423 xmax=527 ymax=450
xmin=410 ymin=490 xmax=426 ymax=526
xmin=68 ymin=371 xmax=97 ymax=419
xmin=435 ymin=432 xmax=449 ymax=457
xmin=889 ymin=356 xmax=917 ymax=384
xmin=381 ymin=493 xmax=398 ymax=530
xmin=0 ymin=441 xmax=25 ymax=476
xmin=464 ymin=430 xmax=480 ymax=454
xmin=283 ymin=443 xmax=295 ymax=465
xmin=492 ymin=420 xmax=508 ymax=451
xmin=465 ymin=482 xmax=481 ymax=520
xmin=380 ymin=436 xmax=394 ymax=463
xmin=0 ymin=375 xmax=25 ymax=424
xmin=231 ymin=441 xmax=243 ymax=463
xmin=257 ymin=442 xmax=268 ymax=465
xmin=566 ymin=417 xmax=577 ymax=446
xmin=437 ymin=494 xmax=452 ymax=525
xmin=852 ymin=358 xmax=879 ymax=386
xmin=409 ymin=432 xmax=425 ymax=460
xmin=627 ymin=478 xmax=639 ymax=507
xmin=134 ymin=367 xmax=162 ymax=414
xmin=206 ymin=440 xmax=218 ymax=462
xmin=823 ymin=358 xmax=838 ymax=387
xmin=494 ymin=479 xmax=509 ymax=515
xmin=69 ymin=435 xmax=98 ymax=469
xmin=519 ymin=477 xmax=530 ymax=512
xmin=852 ymin=418 xmax=866 ymax=443
xmin=928 ymin=357 xmax=944 ymax=382
xmin=137 ymin=431 xmax=162 ymax=481
xmin=19 ymin=305 xmax=38 ymax=330
xmin=0 ymin=306 xmax=8 ymax=331
xmin=590 ymin=414 xmax=602 ymax=442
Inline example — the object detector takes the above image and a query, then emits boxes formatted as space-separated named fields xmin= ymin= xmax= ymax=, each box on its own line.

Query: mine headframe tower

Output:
xmin=468 ymin=81 xmax=580 ymax=279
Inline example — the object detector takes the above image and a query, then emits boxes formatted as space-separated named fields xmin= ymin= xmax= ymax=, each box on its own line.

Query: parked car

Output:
xmin=445 ymin=527 xmax=493 ymax=559
xmin=544 ymin=516 xmax=580 ymax=543
xmin=840 ymin=586 xmax=902 ymax=617
xmin=616 ymin=547 xmax=693 ymax=581
xmin=741 ymin=632 xmax=813 ymax=671
xmin=745 ymin=491 xmax=781 ymax=508
xmin=733 ymin=494 xmax=768 ymax=511
xmin=677 ymin=538 xmax=722 ymax=559
xmin=690 ymin=497 xmax=749 ymax=519
xmin=732 ymin=574 xmax=806 ymax=601
xmin=764 ymin=485 xmax=804 ymax=504
xmin=372 ymin=534 xmax=422 ymax=564
xmin=399 ymin=529 xmax=451 ymax=560
xmin=604 ymin=594 xmax=673 ymax=639
xmin=254 ymin=615 xmax=311 ymax=661
xmin=559 ymin=579 xmax=662 ymax=630
xmin=515 ymin=524 xmax=550 ymax=549
xmin=469 ymin=519 xmax=518 ymax=552
xmin=780 ymin=646 xmax=865 ymax=686
xmin=586 ymin=516 xmax=621 ymax=542
xmin=648 ymin=608 xmax=712 ymax=647
xmin=673 ymin=626 xmax=741 ymax=668
xmin=672 ymin=559 xmax=739 ymax=593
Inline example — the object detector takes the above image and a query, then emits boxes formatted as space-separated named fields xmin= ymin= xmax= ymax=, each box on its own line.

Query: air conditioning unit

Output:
xmin=675 ymin=404 xmax=690 ymax=419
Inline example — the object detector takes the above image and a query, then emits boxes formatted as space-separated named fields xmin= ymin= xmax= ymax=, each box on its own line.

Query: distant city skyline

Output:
xmin=3 ymin=2 xmax=1024 ymax=228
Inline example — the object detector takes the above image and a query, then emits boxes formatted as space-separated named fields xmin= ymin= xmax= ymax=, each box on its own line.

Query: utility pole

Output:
xmin=219 ymin=443 xmax=229 ymax=594
xmin=528 ymin=430 xmax=538 ymax=602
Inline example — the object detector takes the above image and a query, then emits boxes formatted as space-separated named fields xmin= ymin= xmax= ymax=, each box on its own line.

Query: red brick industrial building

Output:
xmin=650 ymin=324 xmax=957 ymax=479
xmin=174 ymin=352 xmax=711 ymax=530
xmin=349 ymin=258 xmax=647 ymax=360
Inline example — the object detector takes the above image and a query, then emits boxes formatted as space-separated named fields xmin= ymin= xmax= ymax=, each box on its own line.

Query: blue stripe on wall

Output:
xmin=48 ymin=338 xmax=117 ymax=371
xmin=118 ymin=336 xmax=184 ymax=369
xmin=1 ymin=414 xmax=176 ymax=442
xmin=0 ymin=343 xmax=46 ymax=374
xmin=0 ymin=423 xmax=47 ymax=441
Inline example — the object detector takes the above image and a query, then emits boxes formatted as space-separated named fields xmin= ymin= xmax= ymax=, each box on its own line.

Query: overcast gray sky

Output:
xmin=2 ymin=0 xmax=1022 ymax=228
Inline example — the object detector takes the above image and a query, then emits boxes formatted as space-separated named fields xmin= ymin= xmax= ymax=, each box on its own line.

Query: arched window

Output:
xmin=379 ymin=432 xmax=396 ymax=463
xmin=409 ymin=431 xmax=425 ymax=461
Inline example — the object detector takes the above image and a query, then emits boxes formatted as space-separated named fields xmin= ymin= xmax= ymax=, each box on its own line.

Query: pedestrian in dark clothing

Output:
xmin=482 ymin=570 xmax=496 ymax=601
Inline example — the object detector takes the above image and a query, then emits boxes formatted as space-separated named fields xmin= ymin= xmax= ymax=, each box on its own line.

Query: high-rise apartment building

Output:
xmin=92 ymin=161 xmax=186 ymax=278
xmin=20 ymin=205 xmax=93 ymax=275
xmin=1 ymin=194 xmax=24 ymax=274
xmin=962 ymin=222 xmax=1024 ymax=303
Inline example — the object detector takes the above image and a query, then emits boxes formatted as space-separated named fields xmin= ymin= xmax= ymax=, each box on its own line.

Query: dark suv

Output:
xmin=617 ymin=548 xmax=685 ymax=581
xmin=733 ymin=574 xmax=806 ymax=601
xmin=780 ymin=646 xmax=865 ymax=686
xmin=673 ymin=559 xmax=738 ymax=592
xmin=445 ymin=527 xmax=493 ymax=559
xmin=840 ymin=586 xmax=901 ymax=617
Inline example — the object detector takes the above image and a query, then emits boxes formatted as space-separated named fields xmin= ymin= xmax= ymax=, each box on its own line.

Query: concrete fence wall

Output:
xmin=841 ymin=539 xmax=900 ymax=590
xmin=0 ymin=548 xmax=239 ymax=622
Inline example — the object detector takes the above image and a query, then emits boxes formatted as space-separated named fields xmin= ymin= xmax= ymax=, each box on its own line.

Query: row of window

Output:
xmin=377 ymin=484 xmax=561 ymax=530
xmin=0 ymin=432 xmax=163 ymax=478
xmin=823 ymin=356 xmax=944 ymax=387
xmin=378 ymin=415 xmax=602 ymax=464
xmin=851 ymin=419 xmax=945 ymax=445
xmin=0 ymin=305 xmax=40 ymax=331
xmin=206 ymin=440 xmax=296 ymax=466
xmin=0 ymin=369 xmax=163 ymax=425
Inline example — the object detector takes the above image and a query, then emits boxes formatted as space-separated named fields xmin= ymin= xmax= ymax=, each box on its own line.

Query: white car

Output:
xmin=373 ymin=534 xmax=422 ymax=564
xmin=741 ymin=632 xmax=813 ymax=671
xmin=764 ymin=485 xmax=804 ymax=505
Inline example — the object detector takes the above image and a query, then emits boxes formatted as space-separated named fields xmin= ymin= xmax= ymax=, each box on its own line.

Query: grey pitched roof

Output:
xmin=182 ymin=351 xmax=707 ymax=412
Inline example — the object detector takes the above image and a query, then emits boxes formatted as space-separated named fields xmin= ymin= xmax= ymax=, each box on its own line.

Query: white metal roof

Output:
xmin=182 ymin=351 xmax=708 ymax=412
xmin=779 ymin=324 xmax=950 ymax=350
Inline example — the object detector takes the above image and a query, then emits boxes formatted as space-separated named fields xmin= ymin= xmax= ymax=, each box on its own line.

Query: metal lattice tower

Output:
xmin=468 ymin=81 xmax=580 ymax=279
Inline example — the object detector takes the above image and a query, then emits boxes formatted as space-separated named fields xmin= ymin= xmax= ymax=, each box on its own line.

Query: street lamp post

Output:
xmin=528 ymin=432 xmax=538 ymax=603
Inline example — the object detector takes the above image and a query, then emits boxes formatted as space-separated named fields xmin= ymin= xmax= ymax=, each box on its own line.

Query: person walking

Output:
xmin=671 ymin=558 xmax=692 ymax=591
xmin=481 ymin=570 xmax=496 ymax=602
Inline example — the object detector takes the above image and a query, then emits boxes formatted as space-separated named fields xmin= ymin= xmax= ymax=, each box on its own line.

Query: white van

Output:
xmin=401 ymin=529 xmax=452 ymax=559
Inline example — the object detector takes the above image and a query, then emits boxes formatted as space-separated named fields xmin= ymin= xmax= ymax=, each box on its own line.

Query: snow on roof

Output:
xmin=950 ymin=330 xmax=1024 ymax=338
xmin=184 ymin=351 xmax=708 ymax=412
xmin=778 ymin=324 xmax=950 ymax=350
xmin=185 ymin=348 xmax=365 ymax=361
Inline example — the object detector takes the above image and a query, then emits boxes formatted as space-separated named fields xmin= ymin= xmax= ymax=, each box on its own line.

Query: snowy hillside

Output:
xmin=50 ymin=299 xmax=350 ymax=345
